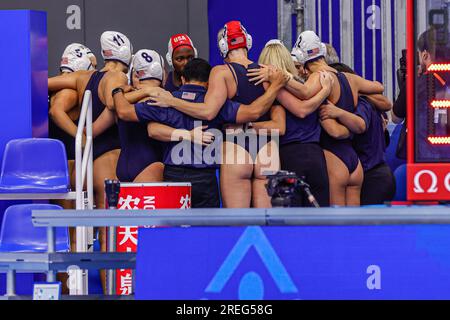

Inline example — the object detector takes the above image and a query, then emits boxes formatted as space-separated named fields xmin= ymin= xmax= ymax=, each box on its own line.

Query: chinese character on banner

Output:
xmin=118 ymin=195 xmax=140 ymax=210
xmin=120 ymin=271 xmax=133 ymax=295
xmin=180 ymin=194 xmax=191 ymax=209
xmin=114 ymin=183 xmax=191 ymax=295
xmin=118 ymin=227 xmax=138 ymax=246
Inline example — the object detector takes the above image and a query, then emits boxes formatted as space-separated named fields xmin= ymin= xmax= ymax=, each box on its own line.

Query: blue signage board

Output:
xmin=0 ymin=10 xmax=48 ymax=296
xmin=136 ymin=225 xmax=450 ymax=300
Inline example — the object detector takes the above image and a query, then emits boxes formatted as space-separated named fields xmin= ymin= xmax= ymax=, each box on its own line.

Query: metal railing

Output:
xmin=72 ymin=90 xmax=94 ymax=295
xmin=1 ymin=206 xmax=450 ymax=297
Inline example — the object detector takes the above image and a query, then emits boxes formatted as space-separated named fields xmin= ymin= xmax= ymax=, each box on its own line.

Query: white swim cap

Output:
xmin=133 ymin=49 xmax=165 ymax=82
xmin=63 ymin=43 xmax=96 ymax=61
xmin=101 ymin=31 xmax=133 ymax=66
xmin=293 ymin=31 xmax=326 ymax=65
xmin=290 ymin=47 xmax=300 ymax=63
xmin=265 ymin=39 xmax=284 ymax=47
xmin=60 ymin=43 xmax=93 ymax=72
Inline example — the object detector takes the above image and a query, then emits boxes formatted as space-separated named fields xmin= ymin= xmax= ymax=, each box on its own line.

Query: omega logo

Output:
xmin=414 ymin=170 xmax=450 ymax=193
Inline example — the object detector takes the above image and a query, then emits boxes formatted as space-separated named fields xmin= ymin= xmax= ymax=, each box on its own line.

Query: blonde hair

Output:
xmin=324 ymin=43 xmax=339 ymax=64
xmin=258 ymin=43 xmax=298 ymax=77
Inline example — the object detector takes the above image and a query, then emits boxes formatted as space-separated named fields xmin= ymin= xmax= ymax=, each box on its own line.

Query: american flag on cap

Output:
xmin=307 ymin=47 xmax=320 ymax=56
xmin=231 ymin=36 xmax=245 ymax=45
xmin=136 ymin=70 xmax=146 ymax=78
xmin=103 ymin=49 xmax=113 ymax=57
xmin=61 ymin=57 xmax=68 ymax=65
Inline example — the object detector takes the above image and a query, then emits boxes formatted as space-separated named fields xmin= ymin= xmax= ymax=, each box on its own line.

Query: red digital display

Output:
xmin=428 ymin=136 xmax=450 ymax=145
xmin=406 ymin=0 xmax=450 ymax=201
xmin=428 ymin=63 xmax=450 ymax=72
xmin=431 ymin=100 xmax=450 ymax=108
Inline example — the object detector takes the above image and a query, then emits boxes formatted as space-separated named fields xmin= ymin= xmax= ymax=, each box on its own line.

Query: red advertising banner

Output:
xmin=407 ymin=164 xmax=450 ymax=201
xmin=114 ymin=183 xmax=191 ymax=295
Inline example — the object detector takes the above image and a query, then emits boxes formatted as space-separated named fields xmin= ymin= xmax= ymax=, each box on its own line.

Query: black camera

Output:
xmin=265 ymin=171 xmax=319 ymax=208
xmin=105 ymin=179 xmax=121 ymax=208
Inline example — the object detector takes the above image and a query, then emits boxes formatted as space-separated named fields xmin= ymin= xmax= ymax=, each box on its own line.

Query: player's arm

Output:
xmin=103 ymin=71 xmax=129 ymax=110
xmin=235 ymin=69 xmax=288 ymax=123
xmin=276 ymin=72 xmax=332 ymax=118
xmin=320 ymin=118 xmax=351 ymax=140
xmin=250 ymin=105 xmax=286 ymax=136
xmin=147 ymin=123 xmax=213 ymax=146
xmin=48 ymin=73 xmax=78 ymax=92
xmin=363 ymin=94 xmax=392 ymax=112
xmin=346 ymin=73 xmax=384 ymax=95
xmin=148 ymin=67 xmax=229 ymax=121
xmin=124 ymin=88 xmax=151 ymax=104
xmin=147 ymin=122 xmax=184 ymax=142
xmin=48 ymin=89 xmax=80 ymax=138
xmin=92 ymin=108 xmax=116 ymax=138
xmin=319 ymin=102 xmax=366 ymax=134
xmin=247 ymin=65 xmax=322 ymax=100
xmin=113 ymin=90 xmax=139 ymax=122
xmin=285 ymin=72 xmax=323 ymax=100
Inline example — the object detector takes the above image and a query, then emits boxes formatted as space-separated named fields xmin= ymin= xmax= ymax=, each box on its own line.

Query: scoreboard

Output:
xmin=407 ymin=0 xmax=450 ymax=201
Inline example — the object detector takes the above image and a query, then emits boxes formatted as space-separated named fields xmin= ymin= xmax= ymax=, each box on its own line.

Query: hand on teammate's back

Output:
xmin=268 ymin=67 xmax=289 ymax=87
xmin=319 ymin=71 xmax=333 ymax=95
xmin=247 ymin=64 xmax=272 ymax=85
xmin=319 ymin=101 xmax=342 ymax=121
xmin=146 ymin=87 xmax=173 ymax=108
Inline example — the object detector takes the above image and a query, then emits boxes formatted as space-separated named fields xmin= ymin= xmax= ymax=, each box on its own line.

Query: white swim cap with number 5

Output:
xmin=60 ymin=43 xmax=93 ymax=73
xmin=101 ymin=31 xmax=133 ymax=67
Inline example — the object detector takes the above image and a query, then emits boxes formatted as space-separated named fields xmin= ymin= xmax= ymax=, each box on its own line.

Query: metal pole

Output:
xmin=107 ymin=206 xmax=117 ymax=296
xmin=296 ymin=0 xmax=305 ymax=35
xmin=46 ymin=226 xmax=56 ymax=282
xmin=6 ymin=270 xmax=16 ymax=297
xmin=105 ymin=179 xmax=121 ymax=296
xmin=72 ymin=90 xmax=92 ymax=295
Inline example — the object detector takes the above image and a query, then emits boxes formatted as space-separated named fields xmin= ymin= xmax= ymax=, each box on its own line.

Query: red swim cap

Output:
xmin=166 ymin=34 xmax=198 ymax=67
xmin=218 ymin=21 xmax=253 ymax=58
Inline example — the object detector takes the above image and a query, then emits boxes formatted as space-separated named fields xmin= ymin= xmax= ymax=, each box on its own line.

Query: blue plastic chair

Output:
xmin=0 ymin=139 xmax=70 ymax=193
xmin=393 ymin=164 xmax=407 ymax=201
xmin=0 ymin=204 xmax=69 ymax=252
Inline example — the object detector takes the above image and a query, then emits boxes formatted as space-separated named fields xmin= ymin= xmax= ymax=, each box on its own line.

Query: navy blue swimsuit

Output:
xmin=164 ymin=71 xmax=181 ymax=93
xmin=49 ymin=116 xmax=78 ymax=161
xmin=226 ymin=62 xmax=272 ymax=158
xmin=116 ymin=119 xmax=163 ymax=182
xmin=320 ymin=72 xmax=359 ymax=174
xmin=84 ymin=71 xmax=121 ymax=160
xmin=353 ymin=97 xmax=386 ymax=172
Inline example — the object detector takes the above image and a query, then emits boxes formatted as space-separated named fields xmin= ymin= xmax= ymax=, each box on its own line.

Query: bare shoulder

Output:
xmin=211 ymin=64 xmax=228 ymax=76
xmin=103 ymin=70 xmax=127 ymax=81
xmin=305 ymin=71 xmax=321 ymax=83
xmin=212 ymin=64 xmax=228 ymax=72
xmin=211 ymin=64 xmax=234 ymax=82
xmin=342 ymin=72 xmax=359 ymax=80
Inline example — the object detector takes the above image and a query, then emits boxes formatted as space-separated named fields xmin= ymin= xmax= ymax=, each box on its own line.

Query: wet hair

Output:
xmin=182 ymin=58 xmax=212 ymax=83
xmin=330 ymin=62 xmax=356 ymax=75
